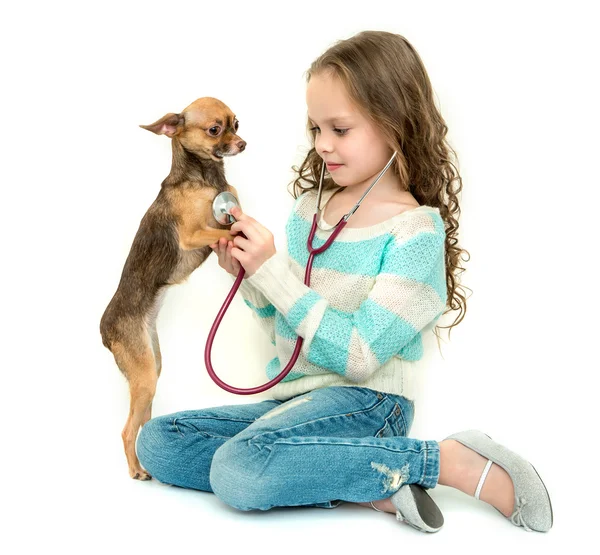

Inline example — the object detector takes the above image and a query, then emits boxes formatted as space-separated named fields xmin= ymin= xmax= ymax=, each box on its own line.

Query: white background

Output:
xmin=1 ymin=1 xmax=597 ymax=553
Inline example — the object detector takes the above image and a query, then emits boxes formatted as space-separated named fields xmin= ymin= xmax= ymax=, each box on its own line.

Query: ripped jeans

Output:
xmin=136 ymin=385 xmax=440 ymax=511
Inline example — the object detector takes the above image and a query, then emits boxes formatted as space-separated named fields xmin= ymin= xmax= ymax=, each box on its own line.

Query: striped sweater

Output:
xmin=228 ymin=187 xmax=447 ymax=402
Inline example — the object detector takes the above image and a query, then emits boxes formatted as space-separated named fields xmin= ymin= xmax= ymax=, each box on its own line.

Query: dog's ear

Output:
xmin=139 ymin=113 xmax=184 ymax=137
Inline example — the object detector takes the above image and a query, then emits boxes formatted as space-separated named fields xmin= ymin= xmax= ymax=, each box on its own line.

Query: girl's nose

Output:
xmin=315 ymin=137 xmax=333 ymax=157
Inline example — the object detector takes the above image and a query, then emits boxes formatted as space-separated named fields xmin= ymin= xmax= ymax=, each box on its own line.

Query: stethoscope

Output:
xmin=205 ymin=150 xmax=398 ymax=395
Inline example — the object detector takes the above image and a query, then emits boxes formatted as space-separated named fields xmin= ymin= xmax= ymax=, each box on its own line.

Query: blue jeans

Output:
xmin=136 ymin=385 xmax=440 ymax=511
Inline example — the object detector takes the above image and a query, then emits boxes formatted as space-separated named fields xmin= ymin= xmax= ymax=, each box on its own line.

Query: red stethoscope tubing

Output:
xmin=203 ymin=213 xmax=348 ymax=395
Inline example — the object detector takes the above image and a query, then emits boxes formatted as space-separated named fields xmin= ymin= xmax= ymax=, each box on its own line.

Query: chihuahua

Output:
xmin=100 ymin=97 xmax=245 ymax=480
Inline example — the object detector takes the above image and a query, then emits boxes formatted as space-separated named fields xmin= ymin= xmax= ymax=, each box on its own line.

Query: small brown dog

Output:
xmin=100 ymin=97 xmax=245 ymax=480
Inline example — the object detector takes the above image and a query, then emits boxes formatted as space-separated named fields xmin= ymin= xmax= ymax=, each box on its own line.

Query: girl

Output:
xmin=136 ymin=31 xmax=552 ymax=533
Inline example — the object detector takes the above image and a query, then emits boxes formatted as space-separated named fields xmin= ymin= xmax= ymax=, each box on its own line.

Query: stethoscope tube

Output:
xmin=204 ymin=151 xmax=397 ymax=394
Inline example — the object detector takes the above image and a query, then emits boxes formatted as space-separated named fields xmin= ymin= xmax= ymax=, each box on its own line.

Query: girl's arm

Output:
xmin=223 ymin=192 xmax=308 ymax=346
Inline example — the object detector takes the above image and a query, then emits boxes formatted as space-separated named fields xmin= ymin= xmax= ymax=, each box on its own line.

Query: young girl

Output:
xmin=136 ymin=31 xmax=552 ymax=534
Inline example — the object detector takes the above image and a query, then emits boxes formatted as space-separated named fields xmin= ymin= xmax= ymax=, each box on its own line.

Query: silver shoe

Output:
xmin=444 ymin=429 xmax=553 ymax=532
xmin=371 ymin=484 xmax=444 ymax=533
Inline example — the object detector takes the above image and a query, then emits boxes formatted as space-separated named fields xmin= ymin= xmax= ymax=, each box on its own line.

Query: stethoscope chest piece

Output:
xmin=212 ymin=191 xmax=241 ymax=225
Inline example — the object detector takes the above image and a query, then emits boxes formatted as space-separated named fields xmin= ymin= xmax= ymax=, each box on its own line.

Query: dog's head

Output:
xmin=140 ymin=97 xmax=246 ymax=162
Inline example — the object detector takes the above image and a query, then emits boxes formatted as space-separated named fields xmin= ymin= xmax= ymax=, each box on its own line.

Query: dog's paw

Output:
xmin=130 ymin=467 xmax=152 ymax=481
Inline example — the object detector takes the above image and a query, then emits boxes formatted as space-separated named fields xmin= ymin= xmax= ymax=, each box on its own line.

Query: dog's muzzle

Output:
xmin=214 ymin=140 xmax=246 ymax=159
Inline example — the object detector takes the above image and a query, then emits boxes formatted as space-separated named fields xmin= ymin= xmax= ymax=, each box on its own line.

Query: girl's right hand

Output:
xmin=210 ymin=237 xmax=242 ymax=277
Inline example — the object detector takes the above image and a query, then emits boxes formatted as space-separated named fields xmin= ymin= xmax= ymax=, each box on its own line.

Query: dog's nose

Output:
xmin=237 ymin=140 xmax=246 ymax=152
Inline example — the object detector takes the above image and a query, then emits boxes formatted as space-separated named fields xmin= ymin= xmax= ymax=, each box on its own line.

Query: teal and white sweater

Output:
xmin=229 ymin=187 xmax=448 ymax=402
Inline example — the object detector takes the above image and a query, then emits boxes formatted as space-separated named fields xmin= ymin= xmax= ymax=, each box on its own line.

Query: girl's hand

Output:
xmin=210 ymin=237 xmax=242 ymax=277
xmin=228 ymin=206 xmax=276 ymax=277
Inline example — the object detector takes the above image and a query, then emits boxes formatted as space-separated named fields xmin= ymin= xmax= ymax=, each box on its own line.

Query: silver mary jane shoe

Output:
xmin=371 ymin=484 xmax=444 ymax=533
xmin=444 ymin=429 xmax=553 ymax=532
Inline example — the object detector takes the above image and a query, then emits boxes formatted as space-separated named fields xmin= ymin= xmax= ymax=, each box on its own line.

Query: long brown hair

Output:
xmin=288 ymin=30 xmax=471 ymax=340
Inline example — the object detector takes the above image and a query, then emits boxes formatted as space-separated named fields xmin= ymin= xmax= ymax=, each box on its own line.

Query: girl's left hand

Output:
xmin=229 ymin=206 xmax=276 ymax=277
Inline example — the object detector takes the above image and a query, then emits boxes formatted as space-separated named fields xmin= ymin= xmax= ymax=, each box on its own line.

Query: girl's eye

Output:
xmin=309 ymin=126 xmax=349 ymax=136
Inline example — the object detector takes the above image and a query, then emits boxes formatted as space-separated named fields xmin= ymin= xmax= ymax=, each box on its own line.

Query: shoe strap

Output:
xmin=370 ymin=500 xmax=386 ymax=513
xmin=475 ymin=459 xmax=493 ymax=500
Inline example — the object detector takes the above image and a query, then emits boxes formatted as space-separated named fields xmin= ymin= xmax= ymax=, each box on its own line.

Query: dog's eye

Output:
xmin=234 ymin=120 xmax=239 ymax=132
xmin=209 ymin=126 xmax=221 ymax=136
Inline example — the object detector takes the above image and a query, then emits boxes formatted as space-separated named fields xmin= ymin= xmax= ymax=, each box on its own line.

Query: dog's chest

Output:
xmin=168 ymin=249 xmax=208 ymax=284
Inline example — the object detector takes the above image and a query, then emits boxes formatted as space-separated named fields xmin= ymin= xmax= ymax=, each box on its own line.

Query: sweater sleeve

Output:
xmin=244 ymin=223 xmax=447 ymax=383
xmin=223 ymin=192 xmax=308 ymax=346
xmin=228 ymin=272 xmax=276 ymax=345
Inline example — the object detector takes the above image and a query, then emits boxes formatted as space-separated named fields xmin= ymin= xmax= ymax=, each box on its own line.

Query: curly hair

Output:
xmin=288 ymin=30 xmax=471 ymax=342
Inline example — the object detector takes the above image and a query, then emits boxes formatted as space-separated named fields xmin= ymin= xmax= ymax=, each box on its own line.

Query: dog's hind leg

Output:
xmin=112 ymin=337 xmax=157 ymax=480
xmin=143 ymin=320 xmax=162 ymax=427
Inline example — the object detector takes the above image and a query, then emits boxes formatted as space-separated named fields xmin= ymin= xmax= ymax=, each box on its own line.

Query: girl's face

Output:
xmin=306 ymin=71 xmax=395 ymax=193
